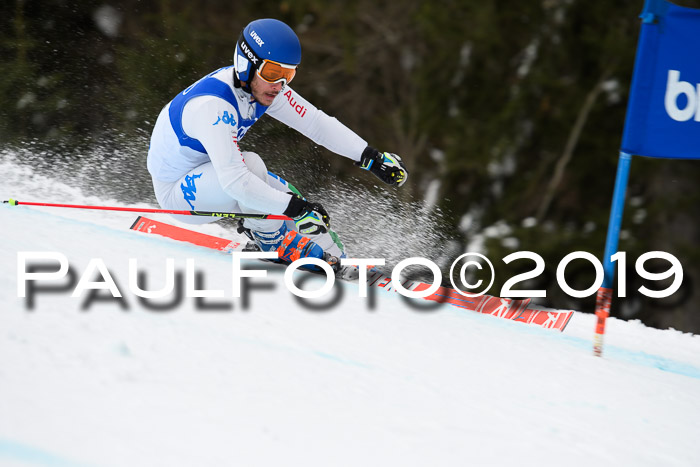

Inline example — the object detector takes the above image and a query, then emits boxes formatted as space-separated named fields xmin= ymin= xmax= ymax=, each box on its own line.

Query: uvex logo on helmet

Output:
xmin=250 ymin=30 xmax=265 ymax=47
xmin=239 ymin=41 xmax=259 ymax=65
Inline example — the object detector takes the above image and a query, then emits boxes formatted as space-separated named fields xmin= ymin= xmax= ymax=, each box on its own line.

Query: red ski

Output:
xmin=130 ymin=216 xmax=574 ymax=331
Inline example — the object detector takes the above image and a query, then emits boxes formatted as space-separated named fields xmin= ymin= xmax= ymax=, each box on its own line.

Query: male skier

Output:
xmin=147 ymin=18 xmax=408 ymax=267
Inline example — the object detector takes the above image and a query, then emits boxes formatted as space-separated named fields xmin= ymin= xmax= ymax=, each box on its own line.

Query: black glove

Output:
xmin=283 ymin=194 xmax=330 ymax=236
xmin=356 ymin=146 xmax=409 ymax=187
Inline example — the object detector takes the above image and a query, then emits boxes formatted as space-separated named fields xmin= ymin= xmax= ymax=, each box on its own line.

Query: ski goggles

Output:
xmin=257 ymin=60 xmax=297 ymax=85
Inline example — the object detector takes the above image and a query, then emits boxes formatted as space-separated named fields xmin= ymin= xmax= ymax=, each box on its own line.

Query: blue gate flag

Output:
xmin=621 ymin=0 xmax=700 ymax=160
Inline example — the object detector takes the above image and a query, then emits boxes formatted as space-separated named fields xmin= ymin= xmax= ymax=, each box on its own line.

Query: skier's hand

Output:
xmin=356 ymin=146 xmax=408 ymax=187
xmin=283 ymin=194 xmax=330 ymax=236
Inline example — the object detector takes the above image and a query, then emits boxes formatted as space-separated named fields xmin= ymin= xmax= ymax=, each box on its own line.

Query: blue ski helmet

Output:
xmin=234 ymin=19 xmax=302 ymax=84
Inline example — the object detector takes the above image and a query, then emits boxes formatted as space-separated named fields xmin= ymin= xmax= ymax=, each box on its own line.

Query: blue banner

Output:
xmin=621 ymin=0 xmax=700 ymax=159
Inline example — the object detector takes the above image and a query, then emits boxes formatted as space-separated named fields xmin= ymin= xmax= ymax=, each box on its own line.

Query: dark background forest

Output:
xmin=2 ymin=0 xmax=700 ymax=332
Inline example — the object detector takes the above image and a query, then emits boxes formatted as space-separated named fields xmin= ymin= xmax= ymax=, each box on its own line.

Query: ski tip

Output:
xmin=4 ymin=198 xmax=17 ymax=205
xmin=129 ymin=216 xmax=144 ymax=230
xmin=559 ymin=310 xmax=575 ymax=332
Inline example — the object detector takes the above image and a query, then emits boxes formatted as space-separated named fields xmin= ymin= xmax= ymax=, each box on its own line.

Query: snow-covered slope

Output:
xmin=1 ymin=157 xmax=699 ymax=467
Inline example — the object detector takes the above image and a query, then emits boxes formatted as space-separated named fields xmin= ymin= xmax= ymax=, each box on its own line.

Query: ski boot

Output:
xmin=275 ymin=230 xmax=342 ymax=275
xmin=236 ymin=219 xmax=262 ymax=252
xmin=243 ymin=221 xmax=340 ymax=274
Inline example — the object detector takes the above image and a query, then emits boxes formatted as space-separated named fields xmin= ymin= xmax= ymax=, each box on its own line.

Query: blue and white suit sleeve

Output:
xmin=267 ymin=87 xmax=367 ymax=163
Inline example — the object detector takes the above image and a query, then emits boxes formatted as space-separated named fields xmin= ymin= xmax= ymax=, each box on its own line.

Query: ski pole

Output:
xmin=3 ymin=198 xmax=292 ymax=221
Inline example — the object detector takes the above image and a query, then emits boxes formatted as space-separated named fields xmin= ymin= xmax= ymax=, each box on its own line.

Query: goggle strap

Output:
xmin=237 ymin=33 xmax=261 ymax=72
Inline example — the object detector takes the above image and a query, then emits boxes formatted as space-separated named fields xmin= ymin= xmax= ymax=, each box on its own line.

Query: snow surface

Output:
xmin=1 ymin=157 xmax=700 ymax=467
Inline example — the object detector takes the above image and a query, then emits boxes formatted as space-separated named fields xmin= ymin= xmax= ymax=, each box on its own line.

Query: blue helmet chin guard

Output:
xmin=234 ymin=19 xmax=302 ymax=86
